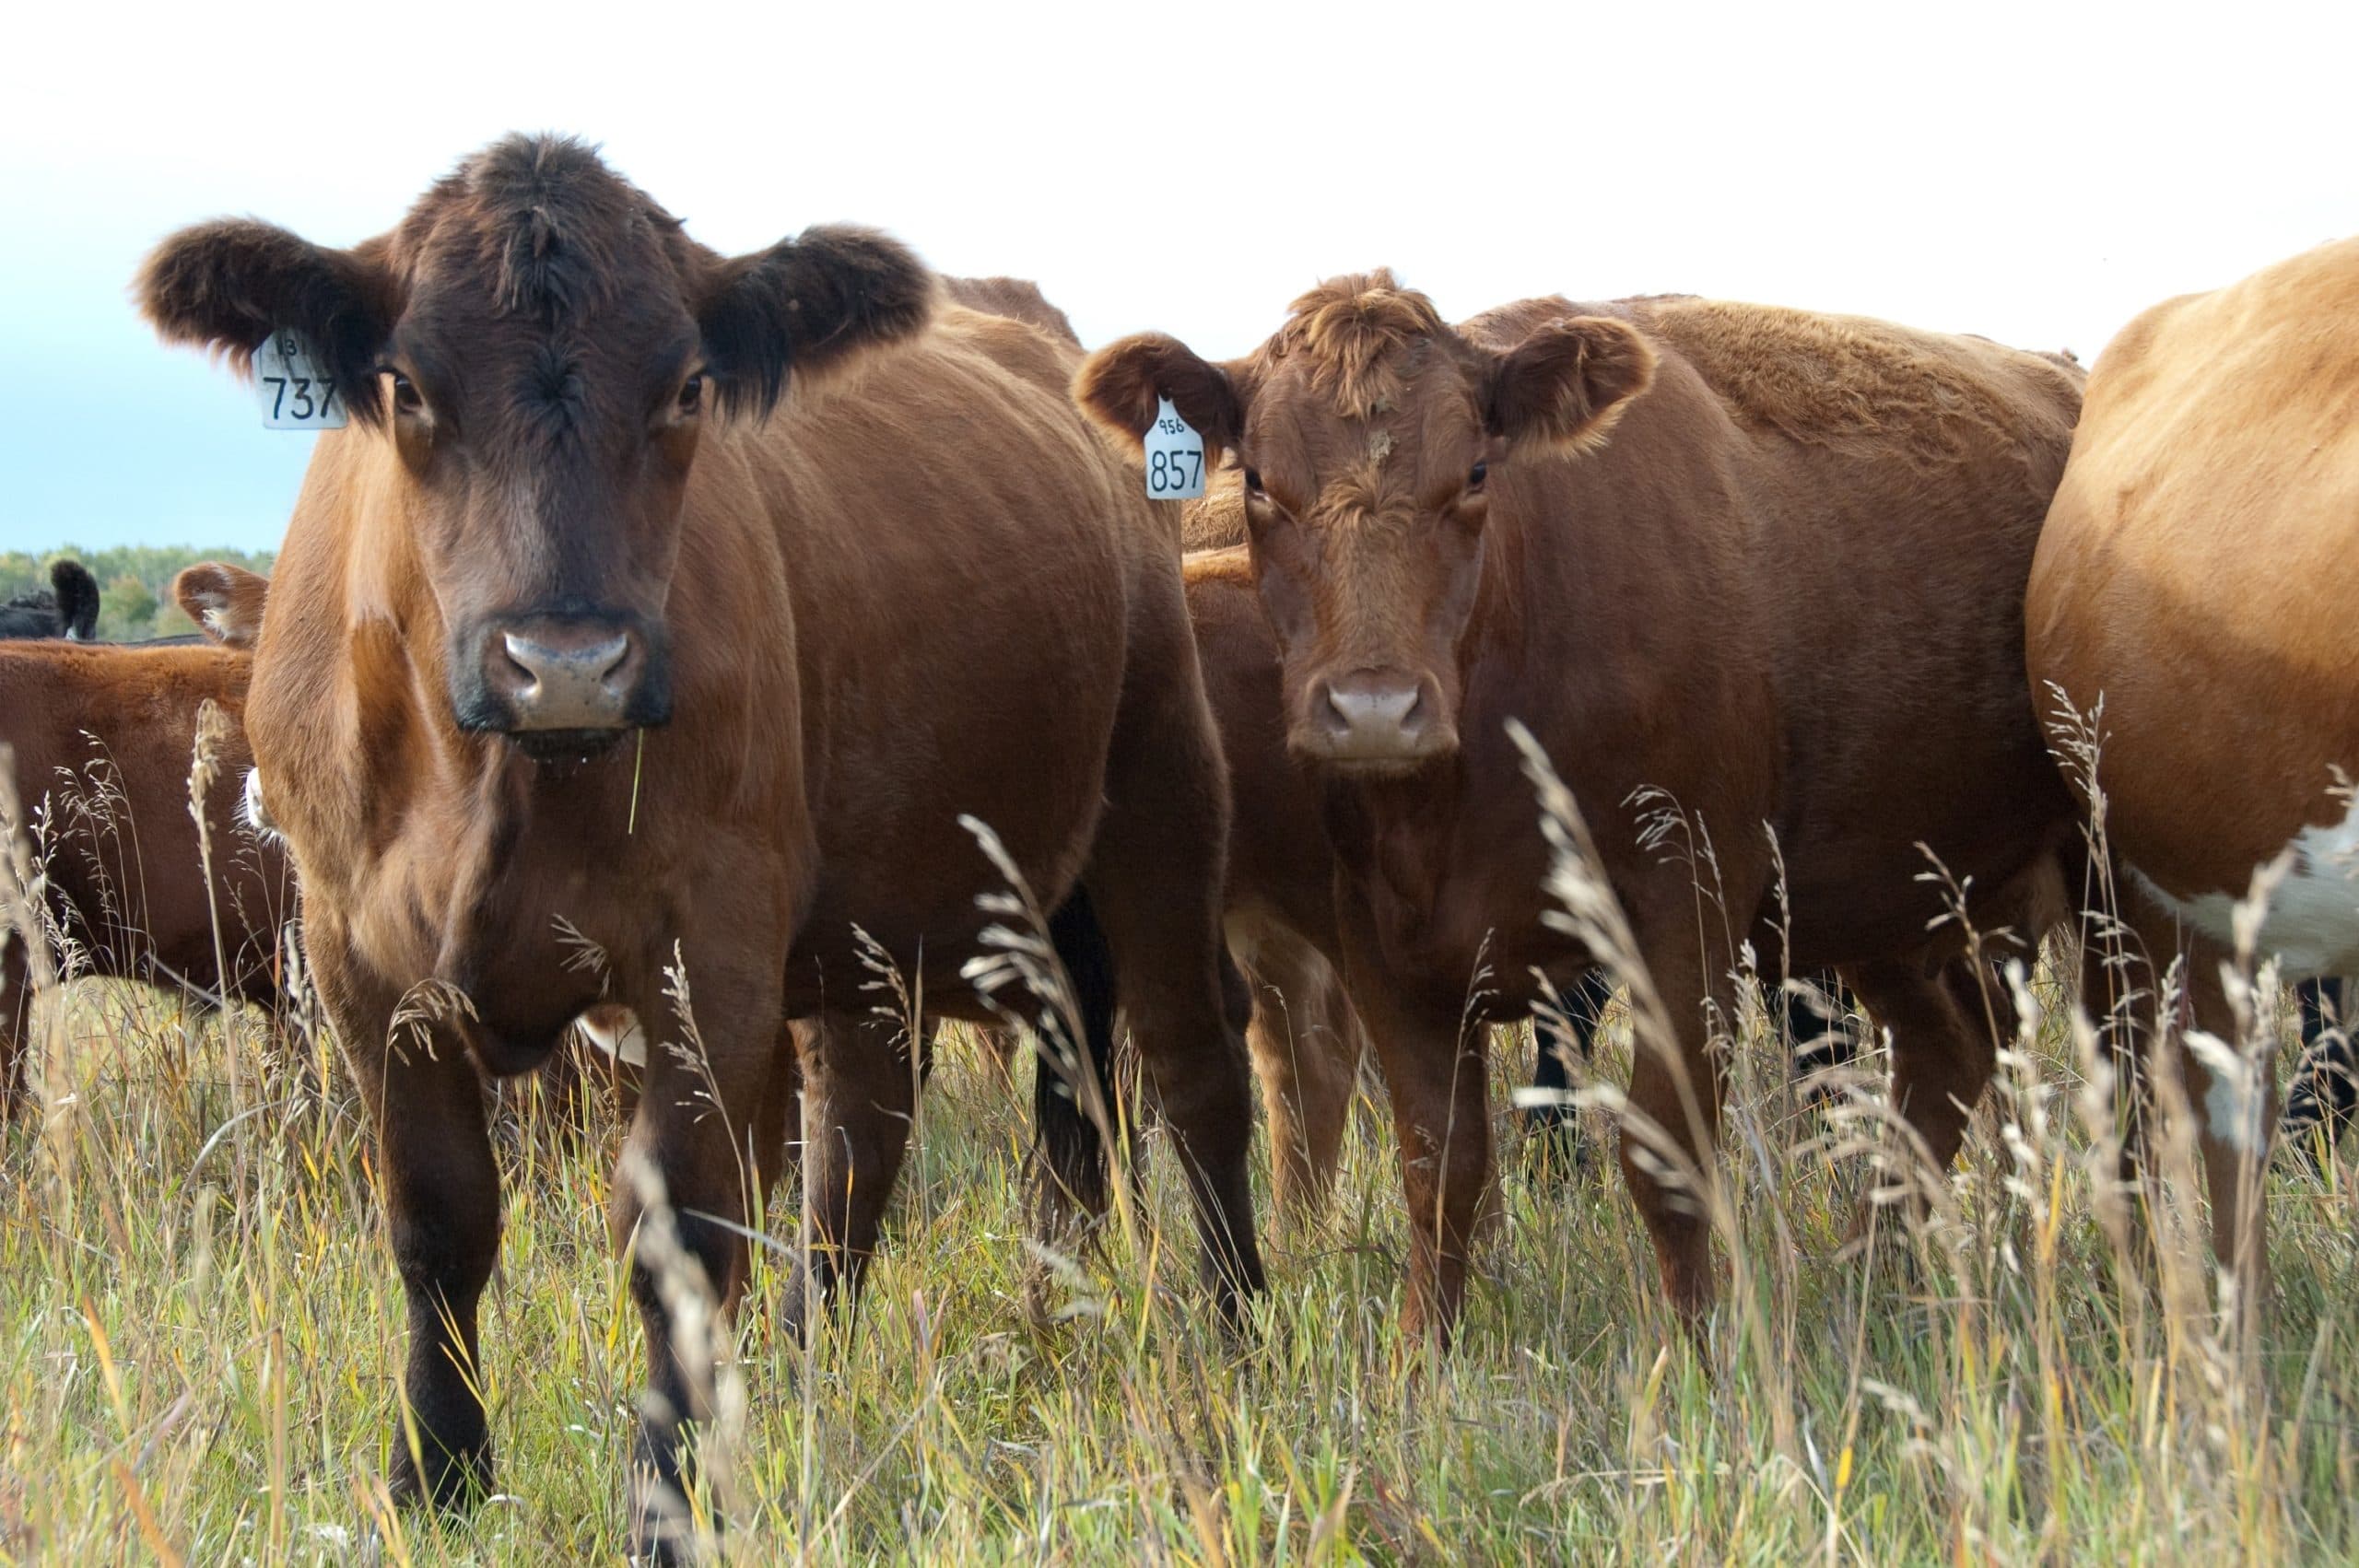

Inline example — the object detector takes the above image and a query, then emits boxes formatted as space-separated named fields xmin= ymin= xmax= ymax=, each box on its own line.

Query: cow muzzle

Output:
xmin=456 ymin=612 xmax=671 ymax=754
xmin=1297 ymin=668 xmax=1455 ymax=768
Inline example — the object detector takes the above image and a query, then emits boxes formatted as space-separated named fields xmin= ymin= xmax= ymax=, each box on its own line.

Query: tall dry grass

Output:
xmin=0 ymin=726 xmax=2354 ymax=1564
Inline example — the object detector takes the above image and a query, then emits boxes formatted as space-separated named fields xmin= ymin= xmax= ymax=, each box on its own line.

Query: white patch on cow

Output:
xmin=239 ymin=766 xmax=283 ymax=844
xmin=2185 ymin=1028 xmax=2262 ymax=1153
xmin=2125 ymin=796 xmax=2359 ymax=976
xmin=577 ymin=1010 xmax=647 ymax=1068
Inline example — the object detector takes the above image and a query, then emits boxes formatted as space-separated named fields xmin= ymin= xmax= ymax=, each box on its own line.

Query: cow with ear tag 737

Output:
xmin=1079 ymin=275 xmax=2085 ymax=1346
xmin=139 ymin=134 xmax=1261 ymax=1562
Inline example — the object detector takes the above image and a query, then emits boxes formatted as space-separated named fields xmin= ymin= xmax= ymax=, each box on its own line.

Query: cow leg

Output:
xmin=0 ymin=937 xmax=29 ymax=1118
xmin=2283 ymin=978 xmax=2355 ymax=1161
xmin=1028 ymin=887 xmax=1121 ymax=1257
xmin=1237 ymin=920 xmax=1363 ymax=1223
xmin=1620 ymin=894 xmax=1746 ymax=1333
xmin=1330 ymin=895 xmax=1490 ymax=1345
xmin=606 ymin=937 xmax=786 ymax=1562
xmin=1081 ymin=625 xmax=1264 ymax=1326
xmin=309 ymin=924 xmax=501 ymax=1510
xmin=777 ymin=1010 xmax=917 ymax=1339
xmin=1846 ymin=956 xmax=2001 ymax=1176
xmin=2109 ymin=889 xmax=2274 ymax=1347
xmin=1528 ymin=967 xmax=1610 ymax=1169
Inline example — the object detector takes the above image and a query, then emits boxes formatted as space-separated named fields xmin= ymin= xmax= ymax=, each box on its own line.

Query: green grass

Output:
xmin=2 ymin=966 xmax=2354 ymax=1565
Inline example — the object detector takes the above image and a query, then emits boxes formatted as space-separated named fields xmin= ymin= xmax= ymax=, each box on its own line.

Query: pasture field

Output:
xmin=1 ymin=939 xmax=2356 ymax=1565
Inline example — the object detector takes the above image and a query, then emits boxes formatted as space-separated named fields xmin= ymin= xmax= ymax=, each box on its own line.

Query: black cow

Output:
xmin=0 ymin=561 xmax=100 ymax=640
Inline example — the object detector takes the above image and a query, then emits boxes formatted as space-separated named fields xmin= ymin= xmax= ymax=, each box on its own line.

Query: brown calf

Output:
xmin=140 ymin=135 xmax=1259 ymax=1558
xmin=2025 ymin=237 xmax=2359 ymax=1333
xmin=1082 ymin=276 xmax=2083 ymax=1341
xmin=0 ymin=564 xmax=287 ymax=1111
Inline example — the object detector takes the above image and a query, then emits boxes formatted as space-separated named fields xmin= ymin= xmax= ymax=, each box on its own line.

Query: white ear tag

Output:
xmin=253 ymin=328 xmax=348 ymax=430
xmin=1143 ymin=395 xmax=1205 ymax=500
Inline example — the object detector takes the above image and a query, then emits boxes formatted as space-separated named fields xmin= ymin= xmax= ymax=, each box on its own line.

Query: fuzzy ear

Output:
xmin=1485 ymin=316 xmax=1656 ymax=451
xmin=697 ymin=225 xmax=934 ymax=418
xmin=137 ymin=220 xmax=396 ymax=424
xmin=1074 ymin=333 xmax=1245 ymax=458
xmin=172 ymin=561 xmax=270 ymax=649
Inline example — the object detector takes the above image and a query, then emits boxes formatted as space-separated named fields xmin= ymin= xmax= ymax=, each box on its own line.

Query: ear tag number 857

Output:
xmin=1144 ymin=395 xmax=1204 ymax=500
xmin=254 ymin=329 xmax=348 ymax=430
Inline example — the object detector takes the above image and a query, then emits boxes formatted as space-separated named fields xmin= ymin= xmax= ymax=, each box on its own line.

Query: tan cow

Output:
xmin=1081 ymin=275 xmax=2083 ymax=1342
xmin=139 ymin=135 xmax=1261 ymax=1560
xmin=2025 ymin=236 xmax=2359 ymax=1329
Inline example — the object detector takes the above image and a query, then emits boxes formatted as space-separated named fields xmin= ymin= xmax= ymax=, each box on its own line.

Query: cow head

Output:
xmin=1078 ymin=272 xmax=1654 ymax=775
xmin=139 ymin=135 xmax=932 ymax=759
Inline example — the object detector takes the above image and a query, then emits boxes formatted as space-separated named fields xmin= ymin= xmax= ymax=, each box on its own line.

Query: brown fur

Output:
xmin=2025 ymin=237 xmax=2359 ymax=1334
xmin=1083 ymin=275 xmax=2084 ymax=1343
xmin=0 ymin=635 xmax=290 ymax=1113
xmin=140 ymin=135 xmax=1262 ymax=1556
xmin=940 ymin=275 xmax=1081 ymax=346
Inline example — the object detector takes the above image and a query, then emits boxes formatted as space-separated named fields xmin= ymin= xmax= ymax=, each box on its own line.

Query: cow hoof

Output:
xmin=629 ymin=1479 xmax=704 ymax=1566
xmin=1520 ymin=1111 xmax=1590 ymax=1179
xmin=388 ymin=1434 xmax=492 ymax=1512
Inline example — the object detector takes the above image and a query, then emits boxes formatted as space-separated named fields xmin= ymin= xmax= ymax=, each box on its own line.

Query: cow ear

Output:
xmin=697 ymin=226 xmax=934 ymax=418
xmin=1485 ymin=316 xmax=1656 ymax=452
xmin=1074 ymin=334 xmax=1246 ymax=459
xmin=172 ymin=561 xmax=270 ymax=649
xmin=137 ymin=221 xmax=396 ymax=425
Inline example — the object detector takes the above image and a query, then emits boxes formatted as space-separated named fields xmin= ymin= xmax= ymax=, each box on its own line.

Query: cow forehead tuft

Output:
xmin=402 ymin=134 xmax=687 ymax=327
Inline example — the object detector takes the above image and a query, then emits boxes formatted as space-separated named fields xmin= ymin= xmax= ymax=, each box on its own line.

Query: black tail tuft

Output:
xmin=50 ymin=559 xmax=100 ymax=639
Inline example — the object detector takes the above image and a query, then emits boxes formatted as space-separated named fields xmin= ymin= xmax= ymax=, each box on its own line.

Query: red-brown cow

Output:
xmin=139 ymin=135 xmax=1260 ymax=1559
xmin=1081 ymin=275 xmax=2083 ymax=1341
xmin=0 ymin=564 xmax=287 ymax=1111
xmin=2025 ymin=236 xmax=2359 ymax=1333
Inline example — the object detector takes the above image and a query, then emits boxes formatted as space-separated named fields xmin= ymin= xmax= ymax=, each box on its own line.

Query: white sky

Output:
xmin=4 ymin=0 xmax=2352 ymax=552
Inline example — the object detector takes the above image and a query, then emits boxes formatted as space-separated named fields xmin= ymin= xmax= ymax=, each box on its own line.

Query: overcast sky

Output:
xmin=5 ymin=0 xmax=2351 ymax=553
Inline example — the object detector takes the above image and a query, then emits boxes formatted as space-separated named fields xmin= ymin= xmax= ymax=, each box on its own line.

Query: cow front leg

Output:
xmin=311 ymin=923 xmax=501 ymax=1510
xmin=605 ymin=938 xmax=786 ymax=1566
xmin=777 ymin=1010 xmax=919 ymax=1340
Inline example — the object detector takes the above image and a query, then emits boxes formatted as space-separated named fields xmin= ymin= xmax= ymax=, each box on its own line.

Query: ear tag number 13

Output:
xmin=254 ymin=329 xmax=347 ymax=430
xmin=1144 ymin=395 xmax=1204 ymax=500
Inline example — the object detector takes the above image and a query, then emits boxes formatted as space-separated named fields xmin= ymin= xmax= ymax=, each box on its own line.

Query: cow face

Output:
xmin=139 ymin=135 xmax=931 ymax=759
xmin=1079 ymin=273 xmax=1653 ymax=774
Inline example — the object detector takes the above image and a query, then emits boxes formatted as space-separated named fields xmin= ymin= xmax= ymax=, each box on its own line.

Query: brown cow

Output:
xmin=0 ymin=563 xmax=288 ymax=1112
xmin=1080 ymin=275 xmax=2083 ymax=1342
xmin=941 ymin=275 xmax=1081 ymax=347
xmin=138 ymin=135 xmax=1260 ymax=1558
xmin=2025 ymin=236 xmax=2359 ymax=1332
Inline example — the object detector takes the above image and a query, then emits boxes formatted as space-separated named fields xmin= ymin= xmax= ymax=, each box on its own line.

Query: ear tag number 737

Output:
xmin=1144 ymin=395 xmax=1204 ymax=500
xmin=254 ymin=329 xmax=348 ymax=430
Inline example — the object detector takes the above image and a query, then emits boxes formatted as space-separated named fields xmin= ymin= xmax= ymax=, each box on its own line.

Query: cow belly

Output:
xmin=2125 ymin=799 xmax=2359 ymax=977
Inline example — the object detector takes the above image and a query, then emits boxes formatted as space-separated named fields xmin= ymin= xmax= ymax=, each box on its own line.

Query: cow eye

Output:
xmin=1243 ymin=468 xmax=1264 ymax=496
xmin=676 ymin=373 xmax=705 ymax=415
xmin=1467 ymin=462 xmax=1487 ymax=491
xmin=389 ymin=371 xmax=423 ymax=415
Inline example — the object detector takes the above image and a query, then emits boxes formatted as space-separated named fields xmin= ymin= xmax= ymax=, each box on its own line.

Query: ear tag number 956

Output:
xmin=1144 ymin=395 xmax=1204 ymax=500
xmin=254 ymin=329 xmax=347 ymax=430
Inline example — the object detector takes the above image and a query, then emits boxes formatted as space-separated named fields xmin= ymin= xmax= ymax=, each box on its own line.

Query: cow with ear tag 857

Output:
xmin=1079 ymin=275 xmax=2084 ymax=1346
xmin=139 ymin=134 xmax=1261 ymax=1561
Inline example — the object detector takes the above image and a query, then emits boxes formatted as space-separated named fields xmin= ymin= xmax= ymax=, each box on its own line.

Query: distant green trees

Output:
xmin=0 ymin=545 xmax=276 ymax=641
